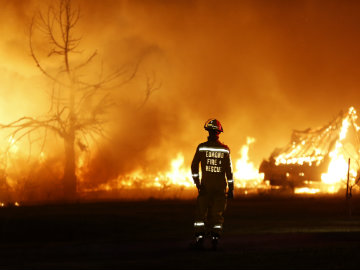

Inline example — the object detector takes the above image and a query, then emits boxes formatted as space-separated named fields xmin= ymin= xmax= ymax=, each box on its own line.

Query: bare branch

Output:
xmin=58 ymin=0 xmax=66 ymax=43
xmin=29 ymin=16 xmax=69 ymax=87
xmin=73 ymin=51 xmax=97 ymax=71
xmin=69 ymin=3 xmax=81 ymax=28
xmin=138 ymin=73 xmax=161 ymax=109
xmin=0 ymin=116 xmax=64 ymax=139
xmin=46 ymin=6 xmax=66 ymax=51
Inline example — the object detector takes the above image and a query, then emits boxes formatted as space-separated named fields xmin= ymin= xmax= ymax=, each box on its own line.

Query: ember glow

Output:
xmin=79 ymin=139 xmax=266 ymax=197
xmin=294 ymin=187 xmax=320 ymax=194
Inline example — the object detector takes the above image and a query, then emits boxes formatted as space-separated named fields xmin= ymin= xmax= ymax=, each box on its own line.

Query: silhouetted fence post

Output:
xmin=346 ymin=158 xmax=352 ymax=217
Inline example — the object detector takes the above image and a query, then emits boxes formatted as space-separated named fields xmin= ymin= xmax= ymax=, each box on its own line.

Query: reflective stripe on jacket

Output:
xmin=191 ymin=138 xmax=233 ymax=191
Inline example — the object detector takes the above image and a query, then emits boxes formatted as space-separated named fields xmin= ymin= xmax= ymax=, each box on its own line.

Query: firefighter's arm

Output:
xmin=225 ymin=151 xmax=234 ymax=199
xmin=191 ymin=146 xmax=201 ymax=190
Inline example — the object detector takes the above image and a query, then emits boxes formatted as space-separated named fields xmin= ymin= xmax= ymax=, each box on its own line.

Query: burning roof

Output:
xmin=260 ymin=107 xmax=360 ymax=194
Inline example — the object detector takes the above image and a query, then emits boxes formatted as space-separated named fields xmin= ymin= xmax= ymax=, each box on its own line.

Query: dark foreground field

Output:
xmin=1 ymin=196 xmax=360 ymax=269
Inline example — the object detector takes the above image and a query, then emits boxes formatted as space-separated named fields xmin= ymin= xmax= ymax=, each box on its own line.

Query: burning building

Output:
xmin=260 ymin=107 xmax=360 ymax=194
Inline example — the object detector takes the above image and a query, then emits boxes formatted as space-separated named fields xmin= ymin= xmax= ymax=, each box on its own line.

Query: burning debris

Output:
xmin=3 ymin=105 xmax=360 ymax=202
xmin=260 ymin=107 xmax=360 ymax=194
xmin=78 ymin=137 xmax=265 ymax=199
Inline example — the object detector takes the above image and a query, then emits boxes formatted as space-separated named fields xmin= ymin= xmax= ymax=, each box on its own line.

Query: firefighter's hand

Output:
xmin=194 ymin=179 xmax=201 ymax=191
xmin=196 ymin=183 xmax=201 ymax=192
xmin=227 ymin=189 xmax=234 ymax=199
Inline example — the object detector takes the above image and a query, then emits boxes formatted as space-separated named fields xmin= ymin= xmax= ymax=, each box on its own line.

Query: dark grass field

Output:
xmin=1 ymin=195 xmax=360 ymax=269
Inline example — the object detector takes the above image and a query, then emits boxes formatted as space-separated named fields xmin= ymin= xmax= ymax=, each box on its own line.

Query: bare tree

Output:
xmin=0 ymin=0 xmax=157 ymax=200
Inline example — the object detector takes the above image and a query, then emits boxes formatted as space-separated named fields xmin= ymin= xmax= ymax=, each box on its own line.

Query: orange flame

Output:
xmin=80 ymin=138 xmax=266 ymax=197
xmin=234 ymin=137 xmax=265 ymax=189
xmin=320 ymin=107 xmax=359 ymax=193
xmin=2 ymin=107 xmax=360 ymax=200
xmin=273 ymin=107 xmax=360 ymax=194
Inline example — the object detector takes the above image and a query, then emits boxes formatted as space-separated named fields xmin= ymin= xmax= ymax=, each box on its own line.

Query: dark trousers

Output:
xmin=194 ymin=190 xmax=227 ymax=236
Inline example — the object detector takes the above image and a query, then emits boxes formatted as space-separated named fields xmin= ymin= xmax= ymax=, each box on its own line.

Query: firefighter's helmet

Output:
xmin=204 ymin=119 xmax=223 ymax=133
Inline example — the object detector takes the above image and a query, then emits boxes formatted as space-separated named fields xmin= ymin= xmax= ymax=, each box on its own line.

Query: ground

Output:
xmin=0 ymin=195 xmax=360 ymax=269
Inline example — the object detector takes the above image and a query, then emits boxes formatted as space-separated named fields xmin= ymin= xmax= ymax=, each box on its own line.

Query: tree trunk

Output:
xmin=63 ymin=131 xmax=77 ymax=200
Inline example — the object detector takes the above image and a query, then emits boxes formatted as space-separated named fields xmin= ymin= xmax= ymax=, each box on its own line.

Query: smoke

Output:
xmin=2 ymin=0 xmax=360 ymax=194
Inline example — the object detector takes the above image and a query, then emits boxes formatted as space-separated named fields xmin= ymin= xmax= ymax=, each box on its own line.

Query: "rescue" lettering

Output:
xmin=206 ymin=165 xmax=221 ymax=173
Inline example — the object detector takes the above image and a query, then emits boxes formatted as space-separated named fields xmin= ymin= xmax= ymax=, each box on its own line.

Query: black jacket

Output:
xmin=191 ymin=137 xmax=234 ymax=192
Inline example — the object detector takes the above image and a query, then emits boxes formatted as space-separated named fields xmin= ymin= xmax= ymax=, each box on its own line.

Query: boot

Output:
xmin=192 ymin=234 xmax=204 ymax=250
xmin=211 ymin=233 xmax=219 ymax=251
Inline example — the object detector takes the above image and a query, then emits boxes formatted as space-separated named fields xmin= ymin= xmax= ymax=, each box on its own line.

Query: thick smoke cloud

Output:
xmin=2 ymin=0 xmax=360 ymax=187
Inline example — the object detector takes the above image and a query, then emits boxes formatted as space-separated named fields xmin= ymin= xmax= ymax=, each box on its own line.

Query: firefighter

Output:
xmin=191 ymin=118 xmax=234 ymax=250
